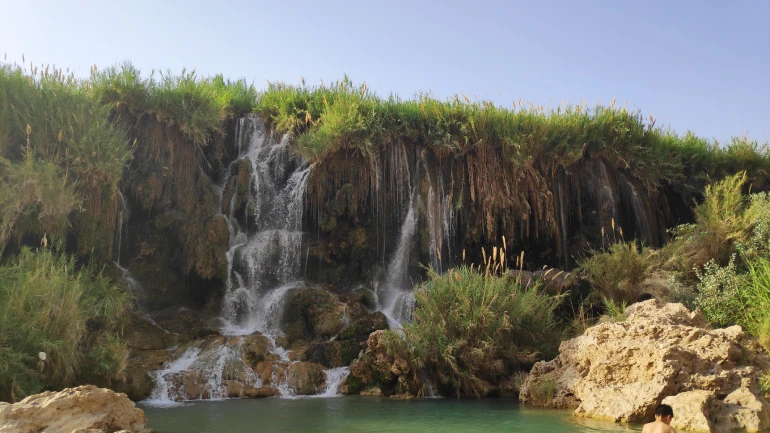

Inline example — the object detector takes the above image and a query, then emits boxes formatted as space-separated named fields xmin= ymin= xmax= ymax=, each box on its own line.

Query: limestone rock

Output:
xmin=305 ymin=340 xmax=361 ymax=368
xmin=338 ymin=312 xmax=388 ymax=341
xmin=0 ymin=385 xmax=148 ymax=433
xmin=285 ymin=362 xmax=327 ymax=395
xmin=662 ymin=390 xmax=716 ymax=432
xmin=343 ymin=330 xmax=420 ymax=398
xmin=520 ymin=299 xmax=770 ymax=430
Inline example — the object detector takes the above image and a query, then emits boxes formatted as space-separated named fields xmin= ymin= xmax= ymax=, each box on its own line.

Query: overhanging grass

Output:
xmin=254 ymin=78 xmax=770 ymax=192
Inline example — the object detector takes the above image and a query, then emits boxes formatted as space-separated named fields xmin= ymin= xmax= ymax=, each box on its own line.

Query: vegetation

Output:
xmin=0 ymin=247 xmax=132 ymax=402
xmin=384 ymin=255 xmax=562 ymax=397
xmin=579 ymin=172 xmax=770 ymax=345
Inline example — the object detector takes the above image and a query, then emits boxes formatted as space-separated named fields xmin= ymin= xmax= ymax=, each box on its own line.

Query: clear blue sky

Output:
xmin=2 ymin=0 xmax=768 ymax=143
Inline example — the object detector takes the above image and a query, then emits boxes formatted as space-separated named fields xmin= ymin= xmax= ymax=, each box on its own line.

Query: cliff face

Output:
xmin=118 ymin=115 xmax=697 ymax=310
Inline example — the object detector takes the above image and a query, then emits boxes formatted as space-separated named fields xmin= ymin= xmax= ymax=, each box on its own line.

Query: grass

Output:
xmin=0 ymin=247 xmax=133 ymax=402
xmin=392 ymin=265 xmax=562 ymax=397
xmin=578 ymin=242 xmax=654 ymax=304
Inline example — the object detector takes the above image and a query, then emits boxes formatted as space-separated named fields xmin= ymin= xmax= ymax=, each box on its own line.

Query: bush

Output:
xmin=395 ymin=266 xmax=562 ymax=397
xmin=578 ymin=242 xmax=653 ymax=304
xmin=0 ymin=247 xmax=132 ymax=402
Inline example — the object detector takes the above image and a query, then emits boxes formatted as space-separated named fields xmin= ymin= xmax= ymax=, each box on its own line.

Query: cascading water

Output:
xmin=377 ymin=188 xmax=418 ymax=326
xmin=148 ymin=116 xmax=328 ymax=402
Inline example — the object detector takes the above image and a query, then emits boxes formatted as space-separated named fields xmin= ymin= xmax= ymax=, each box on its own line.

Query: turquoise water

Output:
xmin=141 ymin=397 xmax=642 ymax=433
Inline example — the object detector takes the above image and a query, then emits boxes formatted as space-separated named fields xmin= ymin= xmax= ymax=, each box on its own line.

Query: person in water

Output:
xmin=643 ymin=404 xmax=676 ymax=433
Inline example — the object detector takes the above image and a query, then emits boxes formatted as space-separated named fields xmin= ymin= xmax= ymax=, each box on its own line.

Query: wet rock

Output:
xmin=114 ymin=349 xmax=171 ymax=401
xmin=240 ymin=332 xmax=275 ymax=367
xmin=0 ymin=385 xmax=148 ymax=433
xmin=286 ymin=362 xmax=327 ymax=395
xmin=282 ymin=288 xmax=347 ymax=342
xmin=124 ymin=314 xmax=174 ymax=350
xmin=114 ymin=368 xmax=156 ymax=402
xmin=344 ymin=330 xmax=420 ymax=398
xmin=520 ymin=299 xmax=770 ymax=429
xmin=254 ymin=360 xmax=289 ymax=388
xmin=360 ymin=387 xmax=383 ymax=397
xmin=190 ymin=215 xmax=230 ymax=282
xmin=305 ymin=340 xmax=361 ymax=368
xmin=338 ymin=312 xmax=388 ymax=341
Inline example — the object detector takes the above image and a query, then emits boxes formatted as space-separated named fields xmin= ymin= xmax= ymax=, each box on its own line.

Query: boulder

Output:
xmin=338 ymin=312 xmax=388 ymax=341
xmin=282 ymin=288 xmax=347 ymax=342
xmin=520 ymin=299 xmax=770 ymax=431
xmin=343 ymin=330 xmax=420 ymax=398
xmin=224 ymin=380 xmax=280 ymax=399
xmin=0 ymin=385 xmax=148 ymax=433
xmin=285 ymin=362 xmax=327 ymax=395
xmin=305 ymin=340 xmax=361 ymax=368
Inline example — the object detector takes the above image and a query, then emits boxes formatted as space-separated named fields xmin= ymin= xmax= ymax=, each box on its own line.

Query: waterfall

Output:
xmin=377 ymin=188 xmax=417 ymax=326
xmin=221 ymin=117 xmax=312 ymax=337
xmin=595 ymin=161 xmax=618 ymax=233
xmin=625 ymin=178 xmax=651 ymax=245
xmin=148 ymin=116 xmax=326 ymax=402
xmin=113 ymin=191 xmax=128 ymax=264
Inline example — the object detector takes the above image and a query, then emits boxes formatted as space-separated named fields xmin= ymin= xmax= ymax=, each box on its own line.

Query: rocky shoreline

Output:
xmin=520 ymin=299 xmax=770 ymax=432
xmin=3 ymin=300 xmax=769 ymax=433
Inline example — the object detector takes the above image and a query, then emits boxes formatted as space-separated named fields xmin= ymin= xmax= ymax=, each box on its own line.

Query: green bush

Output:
xmin=578 ymin=242 xmax=653 ymax=304
xmin=395 ymin=266 xmax=562 ymax=397
xmin=0 ymin=247 xmax=132 ymax=402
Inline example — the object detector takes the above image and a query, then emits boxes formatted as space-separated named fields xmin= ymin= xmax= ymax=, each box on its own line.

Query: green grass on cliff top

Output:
xmin=4 ymin=60 xmax=770 ymax=189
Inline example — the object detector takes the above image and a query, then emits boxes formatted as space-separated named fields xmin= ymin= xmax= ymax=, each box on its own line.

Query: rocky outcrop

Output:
xmin=519 ymin=300 xmax=770 ymax=431
xmin=0 ymin=385 xmax=148 ymax=433
xmin=342 ymin=330 xmax=421 ymax=398
xmin=285 ymin=362 xmax=327 ymax=395
xmin=303 ymin=312 xmax=388 ymax=368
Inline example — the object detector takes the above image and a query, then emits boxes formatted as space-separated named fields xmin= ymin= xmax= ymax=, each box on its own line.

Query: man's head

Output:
xmin=655 ymin=404 xmax=674 ymax=424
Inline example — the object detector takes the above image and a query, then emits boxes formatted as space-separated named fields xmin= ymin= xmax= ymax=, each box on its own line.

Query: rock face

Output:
xmin=519 ymin=300 xmax=770 ymax=432
xmin=0 ymin=385 xmax=148 ymax=433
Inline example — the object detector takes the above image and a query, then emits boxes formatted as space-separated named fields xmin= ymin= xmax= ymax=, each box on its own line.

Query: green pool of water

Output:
xmin=141 ymin=397 xmax=642 ymax=433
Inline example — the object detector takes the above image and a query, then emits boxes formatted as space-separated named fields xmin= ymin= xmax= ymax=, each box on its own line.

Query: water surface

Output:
xmin=142 ymin=397 xmax=642 ymax=433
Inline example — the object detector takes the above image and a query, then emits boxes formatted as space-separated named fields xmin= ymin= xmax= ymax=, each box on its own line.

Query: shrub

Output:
xmin=0 ymin=247 xmax=132 ymax=402
xmin=396 ymin=266 xmax=562 ymax=397
xmin=578 ymin=242 xmax=653 ymax=304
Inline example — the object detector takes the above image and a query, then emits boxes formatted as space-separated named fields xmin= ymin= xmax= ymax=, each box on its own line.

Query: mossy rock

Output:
xmin=305 ymin=340 xmax=362 ymax=368
xmin=338 ymin=312 xmax=388 ymax=342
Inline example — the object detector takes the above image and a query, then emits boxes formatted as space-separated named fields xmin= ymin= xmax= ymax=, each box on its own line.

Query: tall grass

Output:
xmin=0 ymin=63 xmax=132 ymax=259
xmin=578 ymin=242 xmax=654 ymax=304
xmin=0 ymin=247 xmax=133 ymax=402
xmin=394 ymin=265 xmax=562 ymax=397
xmin=254 ymin=79 xmax=770 ymax=189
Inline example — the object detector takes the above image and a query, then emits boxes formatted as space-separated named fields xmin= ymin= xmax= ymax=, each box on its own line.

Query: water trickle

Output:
xmin=625 ymin=178 xmax=650 ymax=245
xmin=320 ymin=367 xmax=349 ymax=397
xmin=595 ymin=161 xmax=618 ymax=230
xmin=113 ymin=191 xmax=128 ymax=265
xmin=377 ymin=188 xmax=418 ymax=326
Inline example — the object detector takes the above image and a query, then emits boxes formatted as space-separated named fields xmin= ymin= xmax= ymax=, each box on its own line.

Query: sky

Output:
xmin=1 ymin=0 xmax=768 ymax=143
